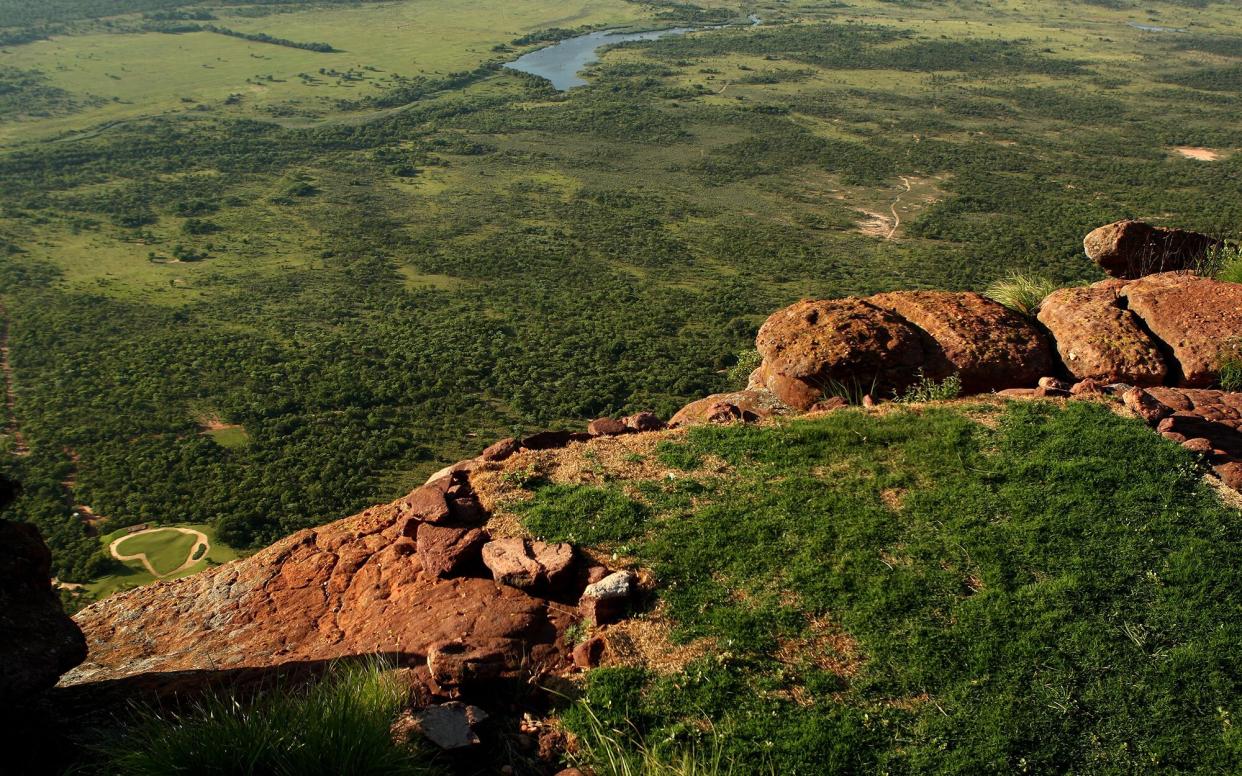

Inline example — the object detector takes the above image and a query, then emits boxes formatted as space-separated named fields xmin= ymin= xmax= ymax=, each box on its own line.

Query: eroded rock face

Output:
xmin=1038 ymin=285 xmax=1168 ymax=386
xmin=668 ymin=389 xmax=788 ymax=428
xmin=1120 ymin=273 xmax=1242 ymax=387
xmin=868 ymin=291 xmax=1052 ymax=393
xmin=0 ymin=520 xmax=87 ymax=702
xmin=63 ymin=479 xmax=572 ymax=692
xmin=1124 ymin=387 xmax=1242 ymax=487
xmin=755 ymin=298 xmax=928 ymax=409
xmin=1085 ymin=220 xmax=1223 ymax=279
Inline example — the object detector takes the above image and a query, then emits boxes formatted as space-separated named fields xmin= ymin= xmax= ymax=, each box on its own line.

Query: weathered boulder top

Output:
xmin=1084 ymin=220 xmax=1224 ymax=280
xmin=754 ymin=297 xmax=928 ymax=409
xmin=62 ymin=486 xmax=570 ymax=691
xmin=754 ymin=291 xmax=1055 ymax=408
xmin=868 ymin=290 xmax=1051 ymax=393
xmin=1037 ymin=284 xmax=1168 ymax=386
xmin=0 ymin=519 xmax=87 ymax=701
xmin=1120 ymin=273 xmax=1242 ymax=387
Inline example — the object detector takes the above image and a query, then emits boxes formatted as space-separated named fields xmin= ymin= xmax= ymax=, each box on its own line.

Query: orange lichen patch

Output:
xmin=774 ymin=614 xmax=864 ymax=680
xmin=1174 ymin=146 xmax=1224 ymax=161
xmin=602 ymin=605 xmax=718 ymax=675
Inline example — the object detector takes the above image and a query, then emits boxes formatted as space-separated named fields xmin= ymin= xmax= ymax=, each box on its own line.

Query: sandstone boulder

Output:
xmin=416 ymin=523 xmax=486 ymax=578
xmin=481 ymin=438 xmax=521 ymax=462
xmin=868 ymin=291 xmax=1052 ymax=393
xmin=481 ymin=538 xmax=575 ymax=592
xmin=623 ymin=412 xmax=666 ymax=433
xmin=755 ymin=298 xmax=928 ymax=409
xmin=579 ymin=570 xmax=635 ymax=626
xmin=1120 ymin=273 xmax=1242 ymax=386
xmin=1084 ymin=220 xmax=1223 ymax=279
xmin=64 ymin=494 xmax=572 ymax=692
xmin=587 ymin=418 xmax=629 ymax=437
xmin=668 ymin=389 xmax=787 ymax=428
xmin=0 ymin=519 xmax=87 ymax=702
xmin=1037 ymin=285 xmax=1168 ymax=386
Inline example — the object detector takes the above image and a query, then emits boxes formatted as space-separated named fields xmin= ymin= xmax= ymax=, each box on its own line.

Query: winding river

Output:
xmin=506 ymin=16 xmax=760 ymax=91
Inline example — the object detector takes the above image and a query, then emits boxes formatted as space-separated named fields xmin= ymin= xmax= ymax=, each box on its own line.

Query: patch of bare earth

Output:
xmin=1174 ymin=146 xmax=1224 ymax=161
xmin=601 ymin=603 xmax=718 ymax=675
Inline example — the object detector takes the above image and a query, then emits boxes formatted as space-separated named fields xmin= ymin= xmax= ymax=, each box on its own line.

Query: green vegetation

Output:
xmin=1208 ymin=243 xmax=1242 ymax=284
xmin=516 ymin=483 xmax=649 ymax=546
xmin=983 ymin=273 xmax=1059 ymax=316
xmin=1 ymin=0 xmax=1241 ymax=595
xmin=89 ymin=658 xmax=446 ymax=776
xmin=566 ymin=698 xmax=757 ymax=776
xmin=896 ymin=370 xmax=962 ymax=403
xmin=541 ymin=402 xmax=1242 ymax=773
xmin=1220 ymin=338 xmax=1242 ymax=392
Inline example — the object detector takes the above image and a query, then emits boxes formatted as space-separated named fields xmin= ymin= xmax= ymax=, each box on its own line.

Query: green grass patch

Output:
xmin=90 ymin=658 xmax=446 ymax=776
xmin=514 ymin=483 xmax=649 ymax=546
xmin=563 ymin=402 xmax=1242 ymax=773
xmin=113 ymin=528 xmax=198 ymax=576
xmin=207 ymin=424 xmax=251 ymax=449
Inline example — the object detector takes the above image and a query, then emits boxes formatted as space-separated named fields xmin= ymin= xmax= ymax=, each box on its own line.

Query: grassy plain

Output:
xmin=0 ymin=0 xmax=1239 ymax=592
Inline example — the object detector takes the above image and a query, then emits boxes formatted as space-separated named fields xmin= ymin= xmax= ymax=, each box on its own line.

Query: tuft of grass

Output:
xmin=983 ymin=273 xmax=1059 ymax=316
xmin=1220 ymin=338 xmax=1242 ymax=391
xmin=91 ymin=658 xmax=444 ymax=776
xmin=896 ymin=370 xmax=962 ymax=403
xmin=564 ymin=696 xmax=761 ymax=776
xmin=1205 ymin=242 xmax=1242 ymax=284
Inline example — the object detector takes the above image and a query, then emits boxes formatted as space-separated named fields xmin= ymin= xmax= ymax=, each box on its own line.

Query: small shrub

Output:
xmin=1205 ymin=242 xmax=1242 ymax=284
xmin=726 ymin=349 xmax=762 ymax=388
xmin=92 ymin=658 xmax=443 ymax=776
xmin=1220 ymin=338 xmax=1242 ymax=391
xmin=983 ymin=273 xmax=1058 ymax=316
xmin=896 ymin=370 xmax=963 ymax=403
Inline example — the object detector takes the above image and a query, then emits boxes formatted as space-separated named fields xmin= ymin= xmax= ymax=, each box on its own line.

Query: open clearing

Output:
xmin=111 ymin=526 xmax=209 ymax=576
xmin=91 ymin=524 xmax=237 ymax=597
xmin=1174 ymin=146 xmax=1225 ymax=161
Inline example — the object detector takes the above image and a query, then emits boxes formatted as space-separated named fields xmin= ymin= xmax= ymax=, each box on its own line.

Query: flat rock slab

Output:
xmin=1038 ymin=285 xmax=1167 ymax=385
xmin=416 ymin=702 xmax=489 ymax=750
xmin=869 ymin=290 xmax=1052 ymax=393
xmin=1120 ymin=273 xmax=1242 ymax=387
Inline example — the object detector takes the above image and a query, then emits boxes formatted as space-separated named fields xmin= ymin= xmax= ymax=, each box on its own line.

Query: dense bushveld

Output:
xmin=0 ymin=0 xmax=1240 ymax=584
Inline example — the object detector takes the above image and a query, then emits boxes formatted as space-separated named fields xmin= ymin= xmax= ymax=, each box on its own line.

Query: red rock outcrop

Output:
xmin=1 ymin=519 xmax=87 ymax=702
xmin=63 ymin=474 xmax=575 ymax=693
xmin=1037 ymin=284 xmax=1168 ymax=385
xmin=1120 ymin=273 xmax=1242 ymax=386
xmin=668 ymin=389 xmax=788 ymax=428
xmin=755 ymin=298 xmax=928 ymax=409
xmin=1123 ymin=387 xmax=1242 ymax=486
xmin=868 ymin=291 xmax=1052 ymax=393
xmin=1084 ymin=220 xmax=1223 ymax=279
